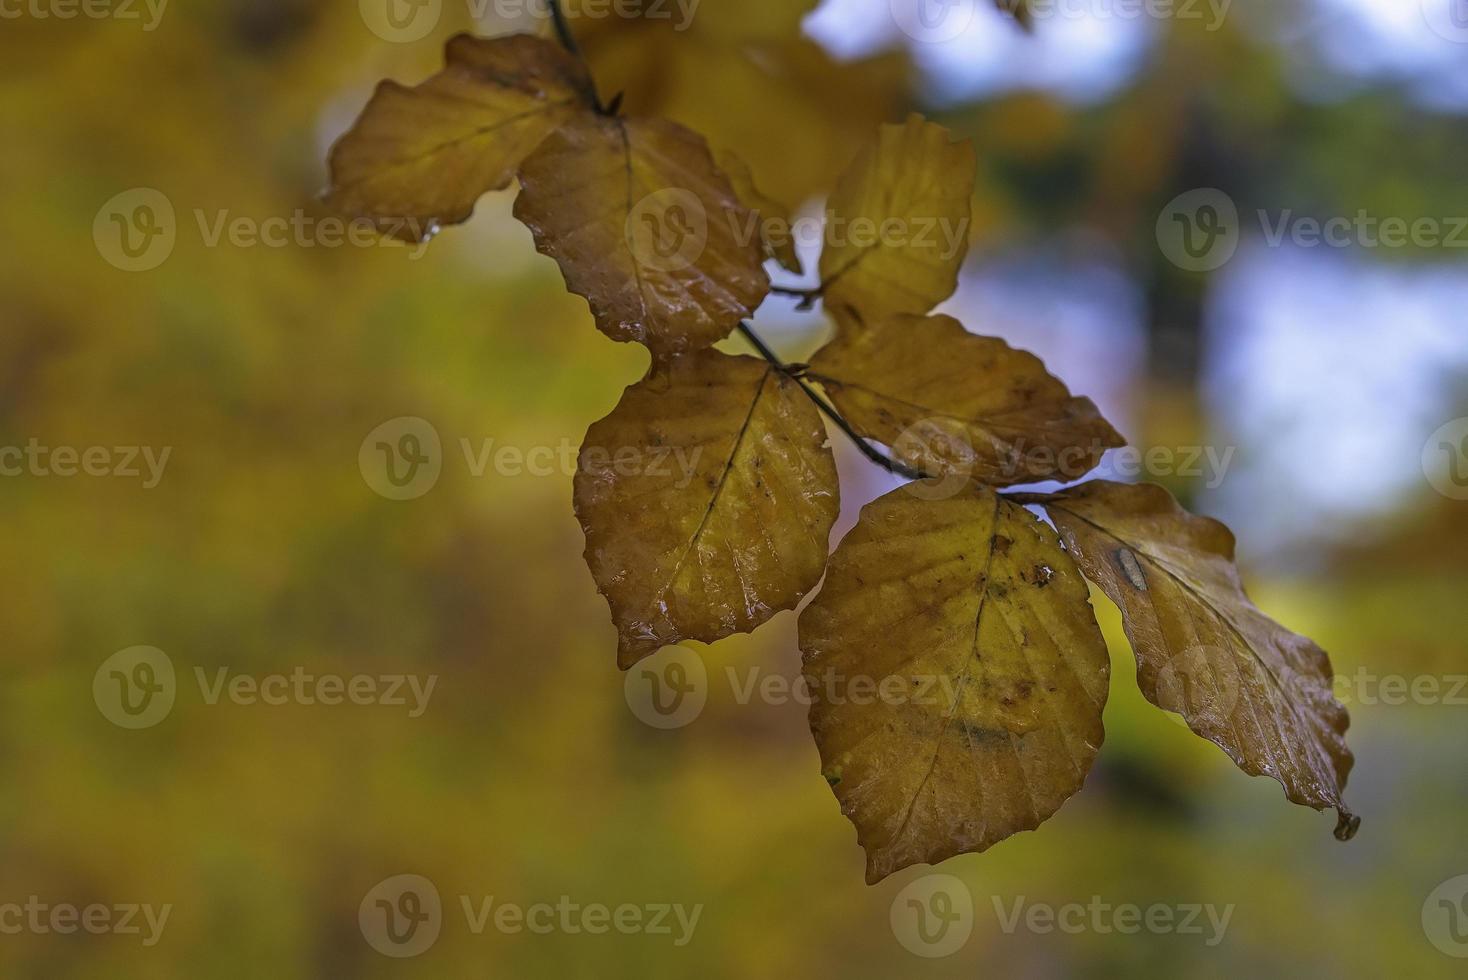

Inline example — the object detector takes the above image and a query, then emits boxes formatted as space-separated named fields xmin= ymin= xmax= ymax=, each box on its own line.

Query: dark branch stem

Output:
xmin=769 ymin=284 xmax=824 ymax=309
xmin=547 ymin=0 xmax=581 ymax=57
xmin=735 ymin=322 xmax=931 ymax=482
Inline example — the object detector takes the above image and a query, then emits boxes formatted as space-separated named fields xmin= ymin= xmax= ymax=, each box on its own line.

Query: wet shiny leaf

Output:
xmin=325 ymin=33 xmax=594 ymax=241
xmin=800 ymin=484 xmax=1110 ymax=882
xmin=807 ymin=313 xmax=1125 ymax=486
xmin=820 ymin=115 xmax=976 ymax=323
xmin=1028 ymin=480 xmax=1359 ymax=840
xmin=514 ymin=115 xmax=770 ymax=359
xmin=576 ymin=350 xmax=839 ymax=667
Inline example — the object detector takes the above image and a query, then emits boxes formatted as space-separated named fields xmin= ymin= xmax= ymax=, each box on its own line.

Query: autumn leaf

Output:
xmin=578 ymin=13 xmax=909 ymax=206
xmin=717 ymin=149 xmax=803 ymax=275
xmin=324 ymin=33 xmax=595 ymax=241
xmin=575 ymin=350 xmax=839 ymax=667
xmin=513 ymin=115 xmax=771 ymax=359
xmin=1024 ymin=480 xmax=1359 ymax=840
xmin=819 ymin=115 xmax=976 ymax=323
xmin=799 ymin=484 xmax=1110 ymax=883
xmin=807 ymin=313 xmax=1125 ymax=486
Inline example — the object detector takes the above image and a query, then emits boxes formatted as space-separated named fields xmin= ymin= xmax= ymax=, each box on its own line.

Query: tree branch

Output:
xmin=547 ymin=0 xmax=581 ymax=57
xmin=735 ymin=322 xmax=932 ymax=482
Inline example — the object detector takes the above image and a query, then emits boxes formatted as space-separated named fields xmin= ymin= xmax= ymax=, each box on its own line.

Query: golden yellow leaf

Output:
xmin=513 ymin=114 xmax=771 ymax=359
xmin=1027 ymin=480 xmax=1359 ymax=840
xmin=575 ymin=350 xmax=839 ymax=667
xmin=800 ymin=485 xmax=1110 ymax=883
xmin=819 ymin=115 xmax=976 ymax=323
xmin=325 ymin=33 xmax=594 ymax=241
xmin=717 ymin=149 xmax=803 ymax=275
xmin=579 ymin=20 xmax=908 ymax=205
xmin=807 ymin=313 xmax=1125 ymax=486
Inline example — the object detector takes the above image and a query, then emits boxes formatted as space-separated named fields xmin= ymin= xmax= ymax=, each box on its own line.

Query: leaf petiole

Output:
xmin=735 ymin=321 xmax=931 ymax=482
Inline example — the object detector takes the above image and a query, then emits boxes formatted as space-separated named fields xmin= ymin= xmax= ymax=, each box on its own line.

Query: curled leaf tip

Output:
xmin=1334 ymin=810 xmax=1361 ymax=841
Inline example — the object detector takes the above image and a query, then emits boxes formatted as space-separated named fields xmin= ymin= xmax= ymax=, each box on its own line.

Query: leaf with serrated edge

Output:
xmin=514 ymin=115 xmax=771 ymax=359
xmin=1027 ymin=480 xmax=1359 ymax=840
xmin=819 ymin=115 xmax=975 ymax=323
xmin=800 ymin=484 xmax=1109 ymax=883
xmin=325 ymin=33 xmax=595 ymax=242
xmin=576 ymin=350 xmax=839 ymax=667
xmin=807 ymin=313 xmax=1125 ymax=486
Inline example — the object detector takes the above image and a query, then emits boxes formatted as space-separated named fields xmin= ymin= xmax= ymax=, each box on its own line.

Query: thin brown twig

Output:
xmin=547 ymin=0 xmax=580 ymax=57
xmin=735 ymin=321 xmax=932 ymax=482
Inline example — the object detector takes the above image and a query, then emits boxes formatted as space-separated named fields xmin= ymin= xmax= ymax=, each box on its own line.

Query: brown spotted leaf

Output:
xmin=1027 ymin=480 xmax=1359 ymax=840
xmin=514 ymin=115 xmax=771 ymax=359
xmin=576 ymin=350 xmax=839 ymax=667
xmin=819 ymin=115 xmax=976 ymax=324
xmin=325 ymin=33 xmax=595 ymax=242
xmin=807 ymin=313 xmax=1125 ymax=486
xmin=799 ymin=484 xmax=1110 ymax=883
